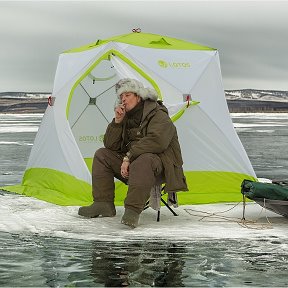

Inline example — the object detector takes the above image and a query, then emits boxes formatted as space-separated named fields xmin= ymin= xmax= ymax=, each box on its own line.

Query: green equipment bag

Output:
xmin=241 ymin=179 xmax=288 ymax=201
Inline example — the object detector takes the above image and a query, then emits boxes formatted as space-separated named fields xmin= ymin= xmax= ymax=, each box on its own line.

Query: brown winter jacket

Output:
xmin=104 ymin=99 xmax=188 ymax=193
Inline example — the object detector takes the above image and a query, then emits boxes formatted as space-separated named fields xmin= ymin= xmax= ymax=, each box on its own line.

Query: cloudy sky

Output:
xmin=0 ymin=0 xmax=288 ymax=92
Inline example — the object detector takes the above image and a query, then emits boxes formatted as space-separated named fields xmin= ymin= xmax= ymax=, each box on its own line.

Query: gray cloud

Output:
xmin=1 ymin=1 xmax=288 ymax=92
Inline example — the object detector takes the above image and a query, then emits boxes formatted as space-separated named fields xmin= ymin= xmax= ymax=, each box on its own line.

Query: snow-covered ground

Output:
xmin=1 ymin=192 xmax=288 ymax=242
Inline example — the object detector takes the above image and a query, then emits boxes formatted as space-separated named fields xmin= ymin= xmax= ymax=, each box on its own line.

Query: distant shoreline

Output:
xmin=0 ymin=97 xmax=288 ymax=114
xmin=0 ymin=97 xmax=48 ymax=114
xmin=226 ymin=99 xmax=288 ymax=113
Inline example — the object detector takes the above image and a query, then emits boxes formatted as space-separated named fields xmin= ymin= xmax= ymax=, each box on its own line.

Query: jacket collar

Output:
xmin=141 ymin=100 xmax=168 ymax=122
xmin=141 ymin=100 xmax=157 ymax=122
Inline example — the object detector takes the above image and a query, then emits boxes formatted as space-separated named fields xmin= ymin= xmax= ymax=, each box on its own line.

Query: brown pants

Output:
xmin=92 ymin=148 xmax=164 ymax=214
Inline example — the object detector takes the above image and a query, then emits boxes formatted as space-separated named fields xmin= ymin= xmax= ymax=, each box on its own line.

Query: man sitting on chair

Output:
xmin=78 ymin=78 xmax=188 ymax=228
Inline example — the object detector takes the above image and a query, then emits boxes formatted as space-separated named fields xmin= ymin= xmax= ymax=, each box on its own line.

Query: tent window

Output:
xmin=67 ymin=51 xmax=161 ymax=172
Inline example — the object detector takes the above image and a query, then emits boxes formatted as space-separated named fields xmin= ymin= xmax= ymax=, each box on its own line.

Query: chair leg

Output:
xmin=144 ymin=184 xmax=178 ymax=221
xmin=144 ymin=200 xmax=150 ymax=210
xmin=160 ymin=198 xmax=178 ymax=216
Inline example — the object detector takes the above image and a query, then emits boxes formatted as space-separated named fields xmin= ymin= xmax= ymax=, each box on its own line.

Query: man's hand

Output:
xmin=114 ymin=104 xmax=126 ymax=123
xmin=120 ymin=161 xmax=129 ymax=178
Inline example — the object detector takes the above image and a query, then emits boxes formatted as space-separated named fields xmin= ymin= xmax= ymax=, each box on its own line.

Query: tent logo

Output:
xmin=79 ymin=134 xmax=104 ymax=143
xmin=158 ymin=60 xmax=169 ymax=68
xmin=158 ymin=59 xmax=191 ymax=69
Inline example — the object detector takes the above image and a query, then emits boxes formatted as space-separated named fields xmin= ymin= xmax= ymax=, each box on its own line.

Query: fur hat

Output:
xmin=115 ymin=78 xmax=158 ymax=104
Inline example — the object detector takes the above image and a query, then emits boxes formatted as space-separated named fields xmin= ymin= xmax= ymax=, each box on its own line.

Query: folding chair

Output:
xmin=144 ymin=184 xmax=178 ymax=222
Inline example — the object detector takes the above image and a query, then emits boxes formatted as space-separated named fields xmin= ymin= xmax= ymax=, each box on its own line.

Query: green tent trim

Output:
xmin=64 ymin=32 xmax=215 ymax=53
xmin=0 ymin=167 xmax=256 ymax=206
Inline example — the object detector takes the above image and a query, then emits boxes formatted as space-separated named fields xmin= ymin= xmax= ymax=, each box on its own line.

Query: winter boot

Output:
xmin=78 ymin=202 xmax=116 ymax=218
xmin=121 ymin=208 xmax=140 ymax=228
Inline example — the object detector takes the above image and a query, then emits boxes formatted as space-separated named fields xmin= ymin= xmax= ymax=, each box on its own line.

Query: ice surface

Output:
xmin=0 ymin=126 xmax=39 ymax=133
xmin=230 ymin=112 xmax=288 ymax=119
xmin=1 ymin=193 xmax=288 ymax=242
xmin=0 ymin=141 xmax=33 ymax=146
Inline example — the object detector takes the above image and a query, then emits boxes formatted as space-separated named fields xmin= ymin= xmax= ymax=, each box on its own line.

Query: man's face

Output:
xmin=120 ymin=92 xmax=140 ymax=112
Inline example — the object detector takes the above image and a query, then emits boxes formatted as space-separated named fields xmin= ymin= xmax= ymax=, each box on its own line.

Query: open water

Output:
xmin=0 ymin=113 xmax=288 ymax=287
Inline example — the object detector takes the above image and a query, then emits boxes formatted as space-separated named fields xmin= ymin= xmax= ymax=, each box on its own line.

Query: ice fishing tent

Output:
xmin=2 ymin=32 xmax=257 ymax=206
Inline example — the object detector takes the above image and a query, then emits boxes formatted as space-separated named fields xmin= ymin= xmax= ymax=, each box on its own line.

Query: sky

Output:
xmin=0 ymin=0 xmax=288 ymax=92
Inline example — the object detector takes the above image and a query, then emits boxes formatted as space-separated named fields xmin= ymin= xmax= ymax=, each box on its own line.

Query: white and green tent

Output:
xmin=2 ymin=32 xmax=257 ymax=206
